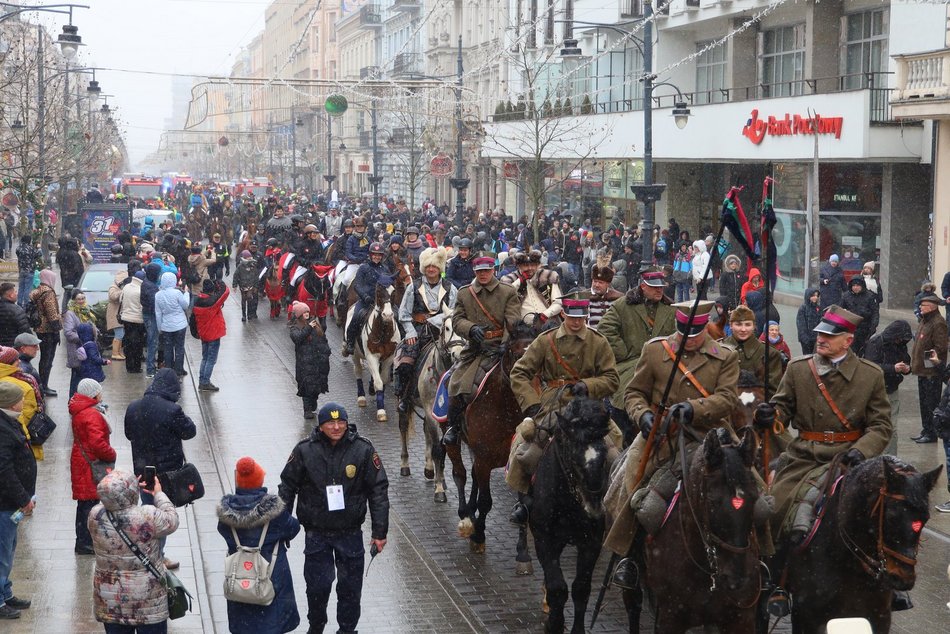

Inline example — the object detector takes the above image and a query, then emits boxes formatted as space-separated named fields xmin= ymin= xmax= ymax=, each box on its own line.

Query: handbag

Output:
xmin=78 ymin=442 xmax=115 ymax=484
xmin=106 ymin=511 xmax=193 ymax=620
xmin=158 ymin=462 xmax=205 ymax=507
xmin=26 ymin=410 xmax=56 ymax=445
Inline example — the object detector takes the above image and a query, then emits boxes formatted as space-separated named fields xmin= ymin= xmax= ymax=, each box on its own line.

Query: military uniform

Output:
xmin=722 ymin=334 xmax=784 ymax=388
xmin=604 ymin=324 xmax=739 ymax=557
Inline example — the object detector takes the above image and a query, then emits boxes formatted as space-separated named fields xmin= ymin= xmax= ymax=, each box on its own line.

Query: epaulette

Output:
xmin=718 ymin=340 xmax=737 ymax=353
xmin=787 ymin=354 xmax=815 ymax=365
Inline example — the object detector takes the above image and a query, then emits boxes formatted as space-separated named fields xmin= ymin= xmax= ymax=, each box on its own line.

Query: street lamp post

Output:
xmin=448 ymin=36 xmax=469 ymax=229
xmin=323 ymin=112 xmax=336 ymax=189
xmin=367 ymin=102 xmax=383 ymax=212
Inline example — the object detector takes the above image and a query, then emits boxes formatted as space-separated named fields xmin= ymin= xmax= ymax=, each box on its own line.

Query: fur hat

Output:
xmin=418 ymin=247 xmax=447 ymax=272
xmin=591 ymin=264 xmax=615 ymax=283
xmin=234 ymin=457 xmax=265 ymax=489
xmin=730 ymin=305 xmax=756 ymax=323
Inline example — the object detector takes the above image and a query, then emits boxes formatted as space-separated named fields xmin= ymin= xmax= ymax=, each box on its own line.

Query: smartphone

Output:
xmin=143 ymin=466 xmax=156 ymax=489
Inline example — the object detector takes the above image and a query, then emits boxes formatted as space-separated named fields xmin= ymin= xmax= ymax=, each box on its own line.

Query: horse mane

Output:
xmin=737 ymin=369 xmax=763 ymax=389
xmin=558 ymin=398 xmax=611 ymax=444
xmin=698 ymin=430 xmax=757 ymax=494
xmin=511 ymin=320 xmax=538 ymax=342
xmin=851 ymin=455 xmax=930 ymax=510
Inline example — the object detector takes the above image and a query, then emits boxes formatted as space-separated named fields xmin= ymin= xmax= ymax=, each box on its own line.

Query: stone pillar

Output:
xmin=889 ymin=162 xmax=934 ymax=309
xmin=728 ymin=17 xmax=756 ymax=97
xmin=807 ymin=0 xmax=843 ymax=93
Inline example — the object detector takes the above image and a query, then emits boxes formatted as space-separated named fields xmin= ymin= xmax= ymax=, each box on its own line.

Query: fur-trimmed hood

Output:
xmin=216 ymin=488 xmax=286 ymax=529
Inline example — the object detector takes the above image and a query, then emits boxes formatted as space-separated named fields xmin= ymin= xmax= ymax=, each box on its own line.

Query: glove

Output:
xmin=840 ymin=448 xmax=865 ymax=468
xmin=469 ymin=325 xmax=486 ymax=343
xmin=524 ymin=404 xmax=541 ymax=419
xmin=639 ymin=411 xmax=655 ymax=438
xmin=571 ymin=381 xmax=588 ymax=398
xmin=753 ymin=403 xmax=776 ymax=430
xmin=667 ymin=402 xmax=694 ymax=426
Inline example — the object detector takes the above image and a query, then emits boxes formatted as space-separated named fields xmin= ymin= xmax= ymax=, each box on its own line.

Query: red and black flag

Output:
xmin=760 ymin=176 xmax=778 ymax=288
xmin=720 ymin=186 xmax=756 ymax=260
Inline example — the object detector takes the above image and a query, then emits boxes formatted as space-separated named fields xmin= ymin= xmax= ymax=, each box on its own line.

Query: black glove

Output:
xmin=667 ymin=402 xmax=694 ymax=426
xmin=639 ymin=411 xmax=655 ymax=438
xmin=524 ymin=404 xmax=541 ymax=419
xmin=840 ymin=448 xmax=865 ymax=468
xmin=571 ymin=381 xmax=588 ymax=398
xmin=469 ymin=325 xmax=485 ymax=343
xmin=753 ymin=403 xmax=776 ymax=430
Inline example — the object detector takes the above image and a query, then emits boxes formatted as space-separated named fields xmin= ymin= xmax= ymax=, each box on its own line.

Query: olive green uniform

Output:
xmin=768 ymin=352 xmax=892 ymax=540
xmin=604 ymin=333 xmax=740 ymax=556
xmin=723 ymin=335 xmax=784 ymax=389
xmin=448 ymin=277 xmax=522 ymax=397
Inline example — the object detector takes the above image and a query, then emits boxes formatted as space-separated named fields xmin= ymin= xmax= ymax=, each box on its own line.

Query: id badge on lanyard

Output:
xmin=326 ymin=485 xmax=345 ymax=511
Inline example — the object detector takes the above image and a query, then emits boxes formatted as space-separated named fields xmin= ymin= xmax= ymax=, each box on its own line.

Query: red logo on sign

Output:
xmin=244 ymin=561 xmax=254 ymax=571
xmin=742 ymin=109 xmax=844 ymax=145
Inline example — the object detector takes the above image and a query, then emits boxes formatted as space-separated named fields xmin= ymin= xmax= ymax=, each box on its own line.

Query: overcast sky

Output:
xmin=33 ymin=0 xmax=267 ymax=170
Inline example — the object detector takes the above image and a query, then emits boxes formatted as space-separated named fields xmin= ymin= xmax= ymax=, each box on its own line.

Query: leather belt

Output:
xmin=798 ymin=429 xmax=862 ymax=443
xmin=412 ymin=314 xmax=429 ymax=324
xmin=545 ymin=379 xmax=573 ymax=389
xmin=484 ymin=329 xmax=504 ymax=339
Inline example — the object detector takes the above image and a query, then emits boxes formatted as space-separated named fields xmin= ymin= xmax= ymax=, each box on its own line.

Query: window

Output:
xmin=620 ymin=0 xmax=642 ymax=17
xmin=328 ymin=13 xmax=337 ymax=42
xmin=761 ymin=24 xmax=805 ymax=97
xmin=841 ymin=9 xmax=888 ymax=89
xmin=695 ymin=41 xmax=727 ymax=104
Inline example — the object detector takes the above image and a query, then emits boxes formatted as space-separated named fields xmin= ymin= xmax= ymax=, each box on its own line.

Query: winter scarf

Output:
xmin=68 ymin=300 xmax=96 ymax=324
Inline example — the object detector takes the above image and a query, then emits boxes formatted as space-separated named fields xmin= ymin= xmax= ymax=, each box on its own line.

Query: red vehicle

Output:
xmin=121 ymin=175 xmax=162 ymax=200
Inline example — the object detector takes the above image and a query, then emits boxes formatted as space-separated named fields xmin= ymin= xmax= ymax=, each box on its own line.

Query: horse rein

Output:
xmin=835 ymin=475 xmax=920 ymax=582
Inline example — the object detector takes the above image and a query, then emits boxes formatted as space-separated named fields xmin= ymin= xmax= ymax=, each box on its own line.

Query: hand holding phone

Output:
xmin=143 ymin=465 xmax=156 ymax=490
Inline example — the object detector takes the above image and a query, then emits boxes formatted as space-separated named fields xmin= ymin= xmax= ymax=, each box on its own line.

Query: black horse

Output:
xmin=529 ymin=397 xmax=612 ymax=634
xmin=777 ymin=455 xmax=941 ymax=633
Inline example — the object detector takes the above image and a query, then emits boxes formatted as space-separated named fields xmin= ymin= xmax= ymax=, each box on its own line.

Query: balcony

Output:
xmin=360 ymin=66 xmax=381 ymax=79
xmin=392 ymin=52 xmax=421 ymax=76
xmin=391 ymin=0 xmax=421 ymax=12
xmin=358 ymin=5 xmax=382 ymax=29
xmin=892 ymin=48 xmax=950 ymax=119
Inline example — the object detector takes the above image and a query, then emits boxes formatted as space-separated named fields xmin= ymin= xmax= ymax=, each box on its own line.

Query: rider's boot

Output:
xmin=508 ymin=493 xmax=531 ymax=525
xmin=891 ymin=591 xmax=914 ymax=611
xmin=612 ymin=557 xmax=640 ymax=590
xmin=395 ymin=364 xmax=413 ymax=413
xmin=442 ymin=395 xmax=465 ymax=446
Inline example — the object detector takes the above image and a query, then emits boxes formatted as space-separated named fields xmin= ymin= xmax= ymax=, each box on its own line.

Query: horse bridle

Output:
xmin=835 ymin=475 xmax=920 ymax=583
xmin=551 ymin=430 xmax=607 ymax=510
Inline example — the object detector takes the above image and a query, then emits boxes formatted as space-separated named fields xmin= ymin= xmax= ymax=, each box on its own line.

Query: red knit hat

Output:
xmin=235 ymin=457 xmax=265 ymax=489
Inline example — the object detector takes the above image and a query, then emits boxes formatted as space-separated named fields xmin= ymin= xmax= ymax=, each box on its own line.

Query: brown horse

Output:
xmin=444 ymin=321 xmax=537 ymax=553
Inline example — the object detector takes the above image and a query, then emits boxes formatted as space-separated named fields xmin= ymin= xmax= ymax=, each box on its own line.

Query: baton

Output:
xmin=364 ymin=542 xmax=380 ymax=578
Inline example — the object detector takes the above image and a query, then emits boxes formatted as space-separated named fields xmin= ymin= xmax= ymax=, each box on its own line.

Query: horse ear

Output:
xmin=704 ymin=429 xmax=724 ymax=469
xmin=738 ymin=427 xmax=757 ymax=468
xmin=921 ymin=464 xmax=944 ymax=493
xmin=882 ymin=456 xmax=902 ymax=493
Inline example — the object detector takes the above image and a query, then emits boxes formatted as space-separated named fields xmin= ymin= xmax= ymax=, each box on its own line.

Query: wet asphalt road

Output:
xmin=5 ymin=277 xmax=950 ymax=633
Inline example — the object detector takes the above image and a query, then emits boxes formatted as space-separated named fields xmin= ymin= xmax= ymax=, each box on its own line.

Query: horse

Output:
xmin=397 ymin=316 xmax=465 ymax=502
xmin=776 ymin=455 xmax=941 ymax=633
xmin=529 ymin=397 xmax=612 ymax=634
xmin=287 ymin=262 xmax=335 ymax=331
xmin=351 ymin=284 xmax=399 ymax=422
xmin=444 ymin=321 xmax=538 ymax=553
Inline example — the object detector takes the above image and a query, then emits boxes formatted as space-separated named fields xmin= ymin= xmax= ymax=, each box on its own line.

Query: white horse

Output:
xmin=350 ymin=284 xmax=399 ymax=422
xmin=398 ymin=316 xmax=465 ymax=502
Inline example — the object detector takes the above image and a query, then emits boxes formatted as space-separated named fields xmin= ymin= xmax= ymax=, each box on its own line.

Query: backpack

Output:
xmin=223 ymin=522 xmax=278 ymax=606
xmin=188 ymin=311 xmax=200 ymax=339
xmin=25 ymin=290 xmax=46 ymax=329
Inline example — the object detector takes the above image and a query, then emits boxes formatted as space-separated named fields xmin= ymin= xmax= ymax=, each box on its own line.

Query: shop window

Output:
xmin=760 ymin=24 xmax=805 ymax=97
xmin=841 ymin=9 xmax=889 ymax=90
xmin=818 ymin=163 xmax=882 ymax=212
xmin=695 ymin=40 xmax=727 ymax=105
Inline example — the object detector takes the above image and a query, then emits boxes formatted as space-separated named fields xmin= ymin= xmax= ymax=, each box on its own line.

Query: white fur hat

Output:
xmin=419 ymin=246 xmax=447 ymax=272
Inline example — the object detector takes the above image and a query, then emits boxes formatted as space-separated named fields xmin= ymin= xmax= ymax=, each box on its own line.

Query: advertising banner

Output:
xmin=78 ymin=204 xmax=130 ymax=263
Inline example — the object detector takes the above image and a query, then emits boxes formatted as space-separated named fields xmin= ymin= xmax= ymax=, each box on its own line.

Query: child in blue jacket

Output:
xmin=76 ymin=322 xmax=110 ymax=382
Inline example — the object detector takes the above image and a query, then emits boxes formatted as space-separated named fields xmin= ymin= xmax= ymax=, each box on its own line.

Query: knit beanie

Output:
xmin=292 ymin=301 xmax=309 ymax=318
xmin=0 ymin=346 xmax=19 ymax=365
xmin=77 ymin=378 xmax=102 ymax=398
xmin=0 ymin=382 xmax=23 ymax=408
xmin=241 ymin=250 xmax=252 ymax=259
xmin=235 ymin=457 xmax=265 ymax=489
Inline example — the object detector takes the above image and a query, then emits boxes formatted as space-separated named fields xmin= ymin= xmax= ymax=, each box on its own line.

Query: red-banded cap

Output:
xmin=813 ymin=304 xmax=862 ymax=335
xmin=562 ymin=297 xmax=590 ymax=317
xmin=472 ymin=256 xmax=495 ymax=270
xmin=640 ymin=266 xmax=666 ymax=288
xmin=672 ymin=300 xmax=714 ymax=337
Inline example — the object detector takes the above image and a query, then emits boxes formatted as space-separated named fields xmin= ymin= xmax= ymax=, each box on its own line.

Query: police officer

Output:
xmin=394 ymin=247 xmax=457 ymax=413
xmin=444 ymin=254 xmax=521 ymax=446
xmin=278 ymin=403 xmax=389 ymax=634
xmin=342 ymin=242 xmax=387 ymax=357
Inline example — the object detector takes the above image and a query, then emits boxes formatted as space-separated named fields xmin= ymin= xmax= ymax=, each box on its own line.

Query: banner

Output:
xmin=80 ymin=205 xmax=129 ymax=263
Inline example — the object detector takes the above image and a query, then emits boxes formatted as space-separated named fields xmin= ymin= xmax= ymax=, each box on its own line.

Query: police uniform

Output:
xmin=278 ymin=403 xmax=389 ymax=634
xmin=604 ymin=301 xmax=739 ymax=558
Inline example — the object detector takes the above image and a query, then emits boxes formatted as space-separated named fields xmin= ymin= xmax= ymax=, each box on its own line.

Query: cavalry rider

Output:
xmin=605 ymin=300 xmax=740 ymax=588
xmin=597 ymin=267 xmax=676 ymax=444
xmin=264 ymin=204 xmax=293 ymax=247
xmin=586 ymin=263 xmax=623 ymax=330
xmin=500 ymin=249 xmax=563 ymax=325
xmin=506 ymin=296 xmax=621 ymax=525
xmin=342 ymin=242 xmax=387 ymax=357
xmin=394 ymin=247 xmax=457 ymax=413
xmin=384 ymin=233 xmax=409 ymax=276
xmin=296 ymin=224 xmax=326 ymax=268
xmin=403 ymin=226 xmax=427 ymax=267
xmin=338 ymin=216 xmax=370 ymax=291
xmin=722 ymin=304 xmax=784 ymax=388
xmin=443 ymin=254 xmax=522 ymax=446
xmin=322 ymin=201 xmax=343 ymax=237
xmin=757 ymin=305 xmax=892 ymax=552
xmin=446 ymin=238 xmax=475 ymax=288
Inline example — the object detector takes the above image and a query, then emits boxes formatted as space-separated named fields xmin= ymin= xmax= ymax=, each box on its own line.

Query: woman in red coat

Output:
xmin=70 ymin=378 xmax=116 ymax=555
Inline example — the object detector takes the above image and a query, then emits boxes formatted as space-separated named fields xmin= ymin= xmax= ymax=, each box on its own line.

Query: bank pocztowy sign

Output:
xmin=742 ymin=109 xmax=844 ymax=145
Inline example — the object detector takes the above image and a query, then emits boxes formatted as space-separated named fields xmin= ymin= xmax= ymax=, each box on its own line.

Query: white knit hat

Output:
xmin=77 ymin=378 xmax=102 ymax=398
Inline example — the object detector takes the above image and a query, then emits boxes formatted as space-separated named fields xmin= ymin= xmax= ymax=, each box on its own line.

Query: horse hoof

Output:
xmin=434 ymin=491 xmax=447 ymax=503
xmin=469 ymin=541 xmax=486 ymax=554
xmin=458 ymin=518 xmax=474 ymax=538
xmin=399 ymin=467 xmax=410 ymax=477
xmin=515 ymin=561 xmax=534 ymax=576
xmin=376 ymin=409 xmax=387 ymax=422
xmin=423 ymin=468 xmax=435 ymax=481
xmin=357 ymin=396 xmax=367 ymax=407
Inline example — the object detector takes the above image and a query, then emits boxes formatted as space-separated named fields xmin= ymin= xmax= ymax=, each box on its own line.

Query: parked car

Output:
xmin=72 ymin=262 xmax=127 ymax=348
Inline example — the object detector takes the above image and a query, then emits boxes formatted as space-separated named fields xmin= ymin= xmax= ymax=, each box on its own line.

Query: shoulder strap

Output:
xmin=807 ymin=357 xmax=853 ymax=430
xmin=106 ymin=510 xmax=165 ymax=582
xmin=546 ymin=331 xmax=580 ymax=381
xmin=661 ymin=340 xmax=711 ymax=398
xmin=468 ymin=285 xmax=502 ymax=330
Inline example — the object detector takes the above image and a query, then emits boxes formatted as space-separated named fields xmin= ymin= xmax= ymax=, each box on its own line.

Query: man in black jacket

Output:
xmin=0 ymin=382 xmax=35 ymax=619
xmin=0 ymin=283 xmax=30 ymax=348
xmin=279 ymin=402 xmax=389 ymax=634
xmin=863 ymin=319 xmax=912 ymax=454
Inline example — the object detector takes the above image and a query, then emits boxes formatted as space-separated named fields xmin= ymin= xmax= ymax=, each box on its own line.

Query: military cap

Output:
xmin=672 ymin=300 xmax=715 ymax=338
xmin=472 ymin=254 xmax=495 ymax=270
xmin=730 ymin=305 xmax=756 ymax=324
xmin=813 ymin=304 xmax=862 ymax=335
xmin=640 ymin=266 xmax=666 ymax=288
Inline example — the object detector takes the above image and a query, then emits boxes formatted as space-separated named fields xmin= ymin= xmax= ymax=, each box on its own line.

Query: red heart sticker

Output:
xmin=731 ymin=497 xmax=744 ymax=510
xmin=244 ymin=561 xmax=253 ymax=571
xmin=241 ymin=580 xmax=250 ymax=589
xmin=911 ymin=520 xmax=923 ymax=533
xmin=188 ymin=484 xmax=195 ymax=492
